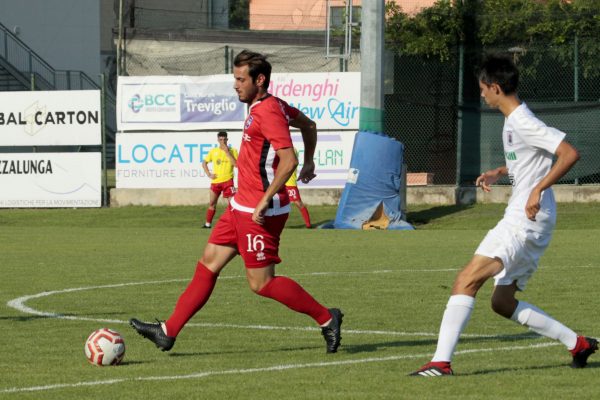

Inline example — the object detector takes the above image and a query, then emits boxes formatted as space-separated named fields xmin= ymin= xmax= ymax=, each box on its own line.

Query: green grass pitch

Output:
xmin=1 ymin=203 xmax=599 ymax=399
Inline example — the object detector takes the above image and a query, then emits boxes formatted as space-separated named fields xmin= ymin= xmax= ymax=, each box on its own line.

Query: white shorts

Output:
xmin=475 ymin=219 xmax=552 ymax=290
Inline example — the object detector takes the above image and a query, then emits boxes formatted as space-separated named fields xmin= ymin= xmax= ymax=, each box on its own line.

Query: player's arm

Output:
xmin=224 ymin=148 xmax=237 ymax=168
xmin=289 ymin=111 xmax=317 ymax=184
xmin=476 ymin=166 xmax=508 ymax=192
xmin=202 ymin=158 xmax=216 ymax=180
xmin=525 ymin=140 xmax=579 ymax=220
xmin=220 ymin=142 xmax=237 ymax=168
xmin=252 ymin=147 xmax=298 ymax=225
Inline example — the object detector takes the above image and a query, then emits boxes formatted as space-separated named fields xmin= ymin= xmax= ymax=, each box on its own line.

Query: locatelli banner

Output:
xmin=116 ymin=72 xmax=360 ymax=131
xmin=0 ymin=153 xmax=101 ymax=208
xmin=116 ymin=131 xmax=356 ymax=189
xmin=0 ymin=90 xmax=101 ymax=146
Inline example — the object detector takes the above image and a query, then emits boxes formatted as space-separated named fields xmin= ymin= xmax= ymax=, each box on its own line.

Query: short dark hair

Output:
xmin=217 ymin=131 xmax=227 ymax=138
xmin=233 ymin=50 xmax=272 ymax=89
xmin=478 ymin=54 xmax=519 ymax=95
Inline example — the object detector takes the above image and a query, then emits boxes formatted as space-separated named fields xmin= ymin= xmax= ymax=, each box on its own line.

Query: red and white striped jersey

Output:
xmin=231 ymin=95 xmax=298 ymax=216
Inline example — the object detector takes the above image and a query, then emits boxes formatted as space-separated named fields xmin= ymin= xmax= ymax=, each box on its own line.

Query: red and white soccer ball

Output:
xmin=85 ymin=328 xmax=126 ymax=366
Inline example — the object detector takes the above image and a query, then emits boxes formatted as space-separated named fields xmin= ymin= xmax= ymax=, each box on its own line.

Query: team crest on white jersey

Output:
xmin=507 ymin=130 xmax=513 ymax=146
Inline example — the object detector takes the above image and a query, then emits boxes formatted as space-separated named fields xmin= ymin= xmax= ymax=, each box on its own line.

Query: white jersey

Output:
xmin=502 ymin=103 xmax=565 ymax=233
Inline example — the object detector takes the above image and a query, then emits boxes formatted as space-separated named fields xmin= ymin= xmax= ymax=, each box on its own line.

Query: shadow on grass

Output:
xmin=0 ymin=311 xmax=129 ymax=322
xmin=406 ymin=204 xmax=474 ymax=227
xmin=463 ymin=360 xmax=599 ymax=376
xmin=166 ymin=344 xmax=322 ymax=358
xmin=117 ymin=360 xmax=145 ymax=366
xmin=286 ymin=224 xmax=314 ymax=229
xmin=0 ymin=315 xmax=52 ymax=322
xmin=287 ymin=218 xmax=335 ymax=229
xmin=343 ymin=332 xmax=540 ymax=355
xmin=307 ymin=206 xmax=474 ymax=229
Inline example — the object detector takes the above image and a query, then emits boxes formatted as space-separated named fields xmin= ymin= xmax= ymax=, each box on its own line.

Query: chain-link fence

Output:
xmin=385 ymin=39 xmax=600 ymax=186
xmin=120 ymin=5 xmax=600 ymax=186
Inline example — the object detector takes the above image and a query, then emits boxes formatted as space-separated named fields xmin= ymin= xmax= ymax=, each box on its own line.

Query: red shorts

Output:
xmin=208 ymin=206 xmax=288 ymax=268
xmin=285 ymin=186 xmax=301 ymax=202
xmin=210 ymin=179 xmax=236 ymax=198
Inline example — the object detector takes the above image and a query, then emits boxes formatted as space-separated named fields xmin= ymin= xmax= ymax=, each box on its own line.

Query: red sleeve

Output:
xmin=282 ymin=100 xmax=300 ymax=120
xmin=261 ymin=98 xmax=293 ymax=151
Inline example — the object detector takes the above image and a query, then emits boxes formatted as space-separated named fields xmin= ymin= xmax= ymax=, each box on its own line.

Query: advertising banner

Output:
xmin=117 ymin=75 xmax=245 ymax=131
xmin=117 ymin=72 xmax=360 ymax=131
xmin=116 ymin=131 xmax=355 ymax=189
xmin=269 ymin=72 xmax=360 ymax=130
xmin=0 ymin=153 xmax=101 ymax=208
xmin=0 ymin=90 xmax=101 ymax=146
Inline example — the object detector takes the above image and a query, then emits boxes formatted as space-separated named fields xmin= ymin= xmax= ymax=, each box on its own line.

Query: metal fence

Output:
xmin=120 ymin=9 xmax=600 ymax=186
xmin=0 ymin=21 xmax=117 ymax=138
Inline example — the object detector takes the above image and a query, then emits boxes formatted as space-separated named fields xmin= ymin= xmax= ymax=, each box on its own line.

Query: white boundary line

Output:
xmin=5 ymin=267 xmax=595 ymax=394
xmin=1 ymin=342 xmax=560 ymax=394
xmin=6 ymin=270 xmax=503 ymax=338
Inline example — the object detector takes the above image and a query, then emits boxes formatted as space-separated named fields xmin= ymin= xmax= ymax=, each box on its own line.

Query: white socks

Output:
xmin=431 ymin=296 xmax=578 ymax=363
xmin=510 ymin=300 xmax=577 ymax=350
xmin=432 ymin=295 xmax=476 ymax=362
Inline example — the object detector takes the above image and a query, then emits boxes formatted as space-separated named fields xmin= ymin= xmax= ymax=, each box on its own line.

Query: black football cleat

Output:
xmin=321 ymin=308 xmax=343 ymax=353
xmin=129 ymin=318 xmax=176 ymax=351
xmin=409 ymin=362 xmax=454 ymax=377
xmin=571 ymin=336 xmax=598 ymax=368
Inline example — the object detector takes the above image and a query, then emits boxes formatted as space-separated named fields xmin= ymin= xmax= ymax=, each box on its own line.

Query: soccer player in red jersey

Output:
xmin=130 ymin=50 xmax=343 ymax=354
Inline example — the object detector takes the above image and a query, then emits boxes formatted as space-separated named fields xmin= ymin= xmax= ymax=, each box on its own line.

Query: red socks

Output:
xmin=300 ymin=206 xmax=311 ymax=228
xmin=257 ymin=276 xmax=331 ymax=325
xmin=165 ymin=262 xmax=218 ymax=337
xmin=164 ymin=265 xmax=330 ymax=336
xmin=205 ymin=208 xmax=216 ymax=225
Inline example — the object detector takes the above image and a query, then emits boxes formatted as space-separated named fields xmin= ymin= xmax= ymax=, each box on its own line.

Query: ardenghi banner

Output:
xmin=269 ymin=72 xmax=360 ymax=130
xmin=0 ymin=153 xmax=101 ymax=208
xmin=0 ymin=90 xmax=101 ymax=146
xmin=117 ymin=72 xmax=360 ymax=131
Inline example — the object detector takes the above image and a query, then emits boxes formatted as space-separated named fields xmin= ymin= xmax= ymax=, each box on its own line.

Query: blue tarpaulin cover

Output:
xmin=331 ymin=131 xmax=414 ymax=230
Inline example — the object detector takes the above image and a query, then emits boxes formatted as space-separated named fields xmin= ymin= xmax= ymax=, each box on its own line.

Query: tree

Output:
xmin=385 ymin=0 xmax=600 ymax=77
xmin=385 ymin=0 xmax=462 ymax=61
xmin=229 ymin=0 xmax=249 ymax=29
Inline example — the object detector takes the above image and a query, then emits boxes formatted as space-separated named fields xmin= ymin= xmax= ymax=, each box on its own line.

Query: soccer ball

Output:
xmin=84 ymin=328 xmax=126 ymax=366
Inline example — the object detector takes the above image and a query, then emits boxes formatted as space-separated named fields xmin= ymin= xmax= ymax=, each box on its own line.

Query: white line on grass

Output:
xmin=5 ymin=270 xmax=498 ymax=339
xmin=9 ymin=264 xmax=595 ymax=338
xmin=0 ymin=342 xmax=560 ymax=394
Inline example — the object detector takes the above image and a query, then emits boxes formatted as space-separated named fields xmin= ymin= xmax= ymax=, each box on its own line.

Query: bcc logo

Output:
xmin=128 ymin=93 xmax=176 ymax=113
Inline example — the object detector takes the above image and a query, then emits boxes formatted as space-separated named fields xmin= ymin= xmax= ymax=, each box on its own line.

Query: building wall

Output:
xmin=249 ymin=0 xmax=436 ymax=30
xmin=0 ymin=0 xmax=101 ymax=83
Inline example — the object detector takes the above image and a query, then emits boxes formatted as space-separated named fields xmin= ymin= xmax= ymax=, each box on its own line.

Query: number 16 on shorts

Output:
xmin=246 ymin=234 xmax=266 ymax=261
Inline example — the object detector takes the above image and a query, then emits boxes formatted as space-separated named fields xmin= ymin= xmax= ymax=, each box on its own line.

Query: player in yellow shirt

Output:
xmin=285 ymin=148 xmax=312 ymax=228
xmin=202 ymin=131 xmax=238 ymax=228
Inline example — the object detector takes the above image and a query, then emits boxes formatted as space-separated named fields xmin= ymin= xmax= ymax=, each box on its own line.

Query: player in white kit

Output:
xmin=411 ymin=54 xmax=597 ymax=377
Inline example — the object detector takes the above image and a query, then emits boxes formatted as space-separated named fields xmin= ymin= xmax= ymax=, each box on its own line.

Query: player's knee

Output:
xmin=452 ymin=272 xmax=482 ymax=296
xmin=248 ymin=278 xmax=269 ymax=294
xmin=200 ymin=248 xmax=217 ymax=267
xmin=490 ymin=296 xmax=515 ymax=318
